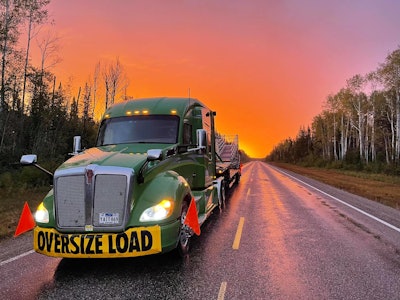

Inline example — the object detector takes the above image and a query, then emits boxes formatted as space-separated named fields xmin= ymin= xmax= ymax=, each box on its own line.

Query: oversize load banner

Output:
xmin=34 ymin=226 xmax=162 ymax=258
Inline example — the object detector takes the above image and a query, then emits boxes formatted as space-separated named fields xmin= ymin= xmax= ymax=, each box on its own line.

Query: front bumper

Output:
xmin=34 ymin=222 xmax=179 ymax=258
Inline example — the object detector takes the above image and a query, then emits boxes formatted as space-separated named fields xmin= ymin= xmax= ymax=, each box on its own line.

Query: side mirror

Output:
xmin=188 ymin=129 xmax=207 ymax=153
xmin=197 ymin=129 xmax=207 ymax=149
xmin=138 ymin=149 xmax=163 ymax=184
xmin=20 ymin=154 xmax=53 ymax=178
xmin=147 ymin=149 xmax=162 ymax=161
xmin=20 ymin=154 xmax=37 ymax=165
xmin=70 ymin=136 xmax=82 ymax=156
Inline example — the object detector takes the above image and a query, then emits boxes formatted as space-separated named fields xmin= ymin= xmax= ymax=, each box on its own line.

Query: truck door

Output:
xmin=201 ymin=108 xmax=216 ymax=187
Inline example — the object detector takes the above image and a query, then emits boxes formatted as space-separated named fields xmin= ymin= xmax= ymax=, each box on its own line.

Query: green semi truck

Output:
xmin=20 ymin=97 xmax=241 ymax=258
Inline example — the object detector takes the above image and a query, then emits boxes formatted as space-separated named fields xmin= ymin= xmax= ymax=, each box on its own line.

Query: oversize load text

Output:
xmin=34 ymin=227 xmax=162 ymax=257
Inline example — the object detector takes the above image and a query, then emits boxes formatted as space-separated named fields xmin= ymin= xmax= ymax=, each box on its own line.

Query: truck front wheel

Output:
xmin=177 ymin=201 xmax=191 ymax=257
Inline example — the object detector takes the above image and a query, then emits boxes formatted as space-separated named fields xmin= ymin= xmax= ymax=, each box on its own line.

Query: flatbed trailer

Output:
xmin=216 ymin=134 xmax=241 ymax=191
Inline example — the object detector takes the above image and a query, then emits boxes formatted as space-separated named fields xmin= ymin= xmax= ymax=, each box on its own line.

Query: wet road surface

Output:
xmin=1 ymin=161 xmax=400 ymax=299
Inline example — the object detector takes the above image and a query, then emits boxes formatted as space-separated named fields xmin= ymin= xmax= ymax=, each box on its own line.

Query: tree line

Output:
xmin=267 ymin=45 xmax=400 ymax=174
xmin=0 ymin=0 xmax=130 ymax=181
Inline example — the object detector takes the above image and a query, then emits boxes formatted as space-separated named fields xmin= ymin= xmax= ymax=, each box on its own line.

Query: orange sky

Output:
xmin=33 ymin=0 xmax=400 ymax=157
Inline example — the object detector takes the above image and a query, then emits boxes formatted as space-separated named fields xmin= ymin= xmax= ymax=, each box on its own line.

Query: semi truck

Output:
xmin=20 ymin=97 xmax=241 ymax=258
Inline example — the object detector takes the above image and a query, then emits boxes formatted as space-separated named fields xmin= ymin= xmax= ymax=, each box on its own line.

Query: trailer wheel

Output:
xmin=177 ymin=201 xmax=191 ymax=257
xmin=235 ymin=173 xmax=241 ymax=184
xmin=219 ymin=181 xmax=226 ymax=208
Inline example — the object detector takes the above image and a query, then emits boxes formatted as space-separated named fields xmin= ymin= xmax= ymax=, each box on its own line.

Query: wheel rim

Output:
xmin=220 ymin=182 xmax=226 ymax=207
xmin=180 ymin=211 xmax=190 ymax=246
xmin=178 ymin=203 xmax=191 ymax=255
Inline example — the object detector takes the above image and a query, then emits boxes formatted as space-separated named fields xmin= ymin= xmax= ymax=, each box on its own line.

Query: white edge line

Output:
xmin=0 ymin=250 xmax=35 ymax=267
xmin=276 ymin=167 xmax=400 ymax=234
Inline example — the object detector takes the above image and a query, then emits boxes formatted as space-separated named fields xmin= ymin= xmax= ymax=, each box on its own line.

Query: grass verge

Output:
xmin=271 ymin=162 xmax=400 ymax=210
xmin=0 ymin=187 xmax=48 ymax=240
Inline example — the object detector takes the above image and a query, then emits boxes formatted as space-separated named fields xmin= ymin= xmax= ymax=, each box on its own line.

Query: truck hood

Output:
xmin=57 ymin=144 xmax=171 ymax=172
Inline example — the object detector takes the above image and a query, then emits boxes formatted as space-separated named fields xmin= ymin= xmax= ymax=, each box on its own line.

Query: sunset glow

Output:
xmin=33 ymin=0 xmax=400 ymax=158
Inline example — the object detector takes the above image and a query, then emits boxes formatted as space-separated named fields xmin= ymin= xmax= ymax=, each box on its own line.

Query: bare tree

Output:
xmin=21 ymin=0 xmax=50 ymax=113
xmin=92 ymin=61 xmax=100 ymax=118
xmin=82 ymin=82 xmax=91 ymax=132
xmin=36 ymin=29 xmax=61 ymax=75
xmin=102 ymin=57 xmax=129 ymax=110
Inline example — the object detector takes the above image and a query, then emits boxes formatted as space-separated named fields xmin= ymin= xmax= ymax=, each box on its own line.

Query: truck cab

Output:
xmin=21 ymin=97 xmax=239 ymax=258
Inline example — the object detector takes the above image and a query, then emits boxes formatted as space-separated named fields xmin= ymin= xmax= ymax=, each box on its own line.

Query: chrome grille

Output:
xmin=93 ymin=175 xmax=126 ymax=227
xmin=54 ymin=165 xmax=133 ymax=232
xmin=56 ymin=175 xmax=86 ymax=227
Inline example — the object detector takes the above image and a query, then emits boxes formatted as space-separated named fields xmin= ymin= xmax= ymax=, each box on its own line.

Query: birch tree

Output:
xmin=325 ymin=94 xmax=339 ymax=160
xmin=377 ymin=48 xmax=400 ymax=162
xmin=336 ymin=89 xmax=352 ymax=160
xmin=346 ymin=74 xmax=368 ymax=160
xmin=267 ymin=45 xmax=400 ymax=169
xmin=365 ymin=71 xmax=385 ymax=162
xmin=312 ymin=112 xmax=333 ymax=161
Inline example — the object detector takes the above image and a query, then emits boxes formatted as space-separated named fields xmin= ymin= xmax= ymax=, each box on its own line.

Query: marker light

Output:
xmin=139 ymin=200 xmax=173 ymax=222
xmin=134 ymin=110 xmax=140 ymax=115
xmin=35 ymin=202 xmax=49 ymax=223
xmin=171 ymin=110 xmax=177 ymax=114
xmin=142 ymin=110 xmax=149 ymax=114
xmin=126 ymin=111 xmax=132 ymax=115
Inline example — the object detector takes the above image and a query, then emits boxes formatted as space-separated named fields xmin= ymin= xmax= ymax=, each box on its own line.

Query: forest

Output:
xmin=267 ymin=45 xmax=400 ymax=174
xmin=0 ymin=0 xmax=133 ymax=187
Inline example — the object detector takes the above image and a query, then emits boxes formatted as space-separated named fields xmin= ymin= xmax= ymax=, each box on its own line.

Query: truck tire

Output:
xmin=177 ymin=200 xmax=191 ymax=257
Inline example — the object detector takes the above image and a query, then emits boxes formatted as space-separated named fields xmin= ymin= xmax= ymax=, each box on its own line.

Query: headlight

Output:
xmin=35 ymin=202 xmax=49 ymax=223
xmin=139 ymin=200 xmax=173 ymax=222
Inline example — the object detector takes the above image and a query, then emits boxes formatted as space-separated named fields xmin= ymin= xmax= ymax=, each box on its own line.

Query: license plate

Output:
xmin=99 ymin=212 xmax=119 ymax=225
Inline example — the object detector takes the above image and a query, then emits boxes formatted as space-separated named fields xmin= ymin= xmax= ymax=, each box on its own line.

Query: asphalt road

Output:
xmin=1 ymin=161 xmax=400 ymax=299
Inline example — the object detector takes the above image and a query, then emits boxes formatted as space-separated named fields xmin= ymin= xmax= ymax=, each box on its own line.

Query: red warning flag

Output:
xmin=184 ymin=198 xmax=201 ymax=236
xmin=14 ymin=202 xmax=36 ymax=237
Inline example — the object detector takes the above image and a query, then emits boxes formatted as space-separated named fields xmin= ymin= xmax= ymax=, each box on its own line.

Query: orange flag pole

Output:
xmin=14 ymin=202 xmax=36 ymax=237
xmin=184 ymin=197 xmax=201 ymax=236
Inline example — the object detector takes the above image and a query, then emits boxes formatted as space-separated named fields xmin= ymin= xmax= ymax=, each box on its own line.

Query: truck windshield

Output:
xmin=96 ymin=115 xmax=179 ymax=146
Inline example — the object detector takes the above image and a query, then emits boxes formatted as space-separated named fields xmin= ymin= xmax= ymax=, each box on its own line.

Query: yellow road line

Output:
xmin=243 ymin=188 xmax=251 ymax=204
xmin=218 ymin=281 xmax=227 ymax=300
xmin=232 ymin=217 xmax=245 ymax=250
